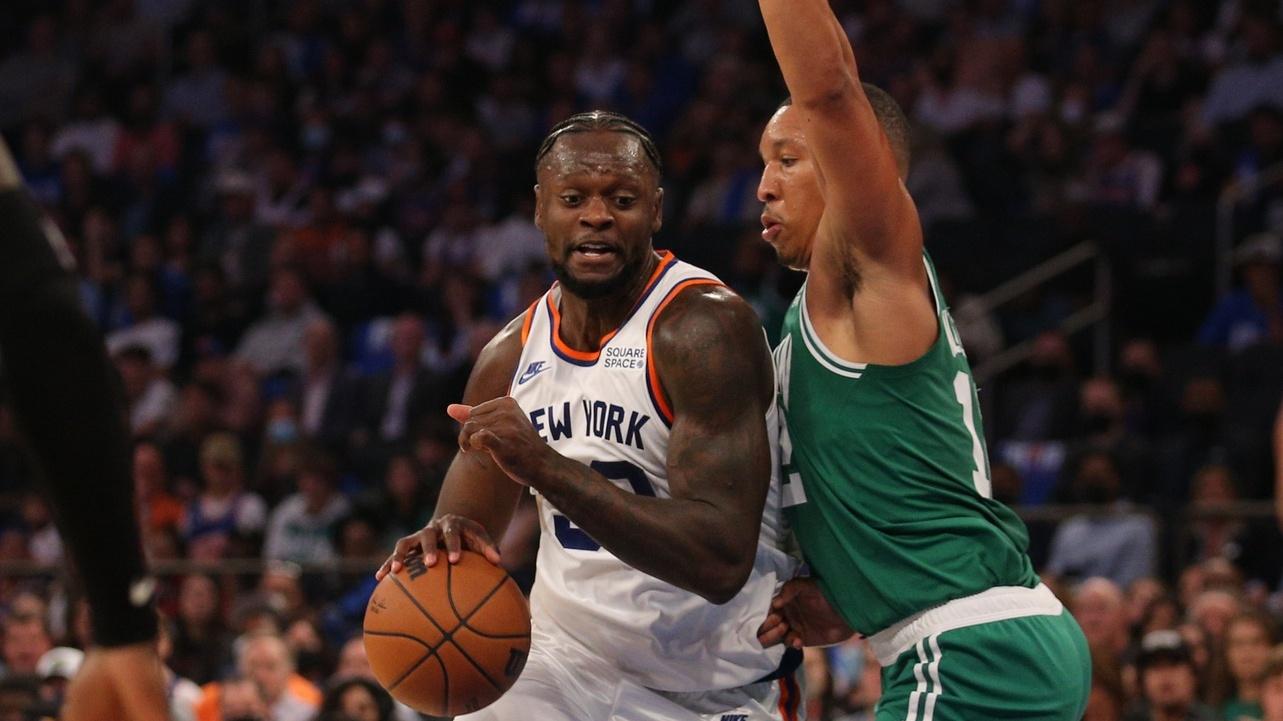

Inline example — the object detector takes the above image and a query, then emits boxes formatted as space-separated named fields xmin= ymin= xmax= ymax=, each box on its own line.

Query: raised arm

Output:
xmin=454 ymin=286 xmax=775 ymax=603
xmin=377 ymin=316 xmax=527 ymax=577
xmin=759 ymin=0 xmax=920 ymax=271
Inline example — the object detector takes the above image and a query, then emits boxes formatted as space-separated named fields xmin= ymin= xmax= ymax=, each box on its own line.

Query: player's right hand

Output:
xmin=757 ymin=577 xmax=855 ymax=649
xmin=376 ymin=514 xmax=502 ymax=580
xmin=62 ymin=641 xmax=170 ymax=721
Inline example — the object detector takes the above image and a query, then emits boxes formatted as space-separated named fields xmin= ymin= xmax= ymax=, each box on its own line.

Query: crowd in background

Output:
xmin=0 ymin=0 xmax=1281 ymax=719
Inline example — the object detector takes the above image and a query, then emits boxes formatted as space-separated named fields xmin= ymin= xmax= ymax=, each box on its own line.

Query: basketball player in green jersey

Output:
xmin=752 ymin=1 xmax=1091 ymax=719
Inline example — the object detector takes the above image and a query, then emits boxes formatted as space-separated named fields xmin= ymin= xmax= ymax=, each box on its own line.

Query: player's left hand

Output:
xmin=449 ymin=399 xmax=558 ymax=487
xmin=757 ymin=577 xmax=855 ymax=649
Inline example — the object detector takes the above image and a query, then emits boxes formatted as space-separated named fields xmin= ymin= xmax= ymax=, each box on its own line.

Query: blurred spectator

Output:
xmin=195 ymin=632 xmax=321 ymax=721
xmin=1262 ymin=646 xmax=1283 ymax=721
xmin=169 ymin=575 xmax=234 ymax=686
xmin=201 ymin=170 xmax=277 ymax=294
xmin=1046 ymin=452 xmax=1159 ymax=587
xmin=0 ymin=14 xmax=77 ymax=129
xmin=1189 ymin=589 xmax=1242 ymax=647
xmin=1201 ymin=12 xmax=1283 ymax=129
xmin=112 ymin=82 xmax=181 ymax=180
xmin=1184 ymin=463 xmax=1281 ymax=587
xmin=19 ymin=493 xmax=60 ymax=565
xmin=1088 ymin=645 xmax=1128 ymax=721
xmin=134 ymin=441 xmax=184 ymax=536
xmin=1073 ymin=578 xmax=1132 ymax=663
xmin=1125 ymin=630 xmax=1215 ymax=720
xmin=212 ymin=675 xmax=269 ymax=721
xmin=107 ymin=273 xmax=182 ymax=370
xmin=179 ymin=433 xmax=266 ymax=561
xmin=263 ymin=454 xmax=349 ymax=564
xmin=996 ymin=330 xmax=1080 ymax=441
xmin=158 ymin=620 xmax=203 ymax=721
xmin=360 ymin=454 xmax=435 ymax=549
xmin=1071 ymin=114 xmax=1163 ymax=212
xmin=50 ymin=88 xmax=120 ymax=174
xmin=357 ymin=314 xmax=448 ymax=452
xmin=1199 ymin=233 xmax=1283 ymax=353
xmin=35 ymin=645 xmax=81 ymax=708
xmin=297 ymin=318 xmax=360 ymax=448
xmin=319 ymin=677 xmax=395 ymax=721
xmin=1 ymin=613 xmax=52 ymax=677
xmin=164 ymin=30 xmax=228 ymax=129
xmin=0 ymin=676 xmax=40 ymax=721
xmin=115 ymin=345 xmax=178 ymax=437
xmin=234 ymin=266 xmax=329 ymax=377
xmin=1213 ymin=612 xmax=1275 ymax=721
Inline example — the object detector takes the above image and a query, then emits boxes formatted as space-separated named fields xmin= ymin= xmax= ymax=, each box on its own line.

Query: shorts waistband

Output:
xmin=867 ymin=583 xmax=1063 ymax=667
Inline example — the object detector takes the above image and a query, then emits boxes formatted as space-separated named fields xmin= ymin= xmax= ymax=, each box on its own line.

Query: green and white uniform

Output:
xmin=775 ymin=255 xmax=1090 ymax=720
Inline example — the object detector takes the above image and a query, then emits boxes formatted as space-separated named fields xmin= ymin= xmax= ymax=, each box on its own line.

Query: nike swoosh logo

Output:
xmin=518 ymin=363 xmax=549 ymax=385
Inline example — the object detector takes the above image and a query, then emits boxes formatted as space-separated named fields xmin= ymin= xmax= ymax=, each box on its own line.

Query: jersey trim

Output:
xmin=644 ymin=278 xmax=723 ymax=426
xmin=798 ymin=285 xmax=868 ymax=379
xmin=867 ymin=584 xmax=1061 ymax=667
xmin=519 ymin=299 xmax=539 ymax=346
xmin=545 ymin=251 xmax=678 ymax=367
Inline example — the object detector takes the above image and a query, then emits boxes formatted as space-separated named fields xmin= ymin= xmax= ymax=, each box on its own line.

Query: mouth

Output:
xmin=570 ymin=240 xmax=620 ymax=260
xmin=760 ymin=215 xmax=782 ymax=243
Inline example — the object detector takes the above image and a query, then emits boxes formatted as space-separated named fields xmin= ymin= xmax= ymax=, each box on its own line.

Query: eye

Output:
xmin=781 ymin=156 xmax=798 ymax=168
xmin=615 ymin=195 xmax=637 ymax=208
xmin=560 ymin=193 xmax=582 ymax=206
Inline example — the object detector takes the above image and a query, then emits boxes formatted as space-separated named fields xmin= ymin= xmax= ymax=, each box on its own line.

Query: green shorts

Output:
xmin=872 ymin=592 xmax=1090 ymax=721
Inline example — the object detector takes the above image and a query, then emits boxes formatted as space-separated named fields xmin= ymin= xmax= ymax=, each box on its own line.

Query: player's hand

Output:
xmin=376 ymin=514 xmax=502 ymax=580
xmin=62 ymin=641 xmax=170 ymax=721
xmin=448 ymin=399 xmax=558 ymax=488
xmin=757 ymin=577 xmax=855 ymax=649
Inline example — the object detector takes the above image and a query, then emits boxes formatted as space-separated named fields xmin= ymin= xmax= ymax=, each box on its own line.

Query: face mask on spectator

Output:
xmin=268 ymin=418 xmax=299 ymax=444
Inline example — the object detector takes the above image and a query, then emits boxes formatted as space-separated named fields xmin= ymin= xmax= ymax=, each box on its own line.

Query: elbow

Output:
xmin=697 ymin=558 xmax=754 ymax=606
xmin=792 ymin=75 xmax=858 ymax=114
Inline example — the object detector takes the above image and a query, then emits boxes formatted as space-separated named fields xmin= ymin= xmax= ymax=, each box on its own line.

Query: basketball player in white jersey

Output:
xmin=376 ymin=111 xmax=803 ymax=721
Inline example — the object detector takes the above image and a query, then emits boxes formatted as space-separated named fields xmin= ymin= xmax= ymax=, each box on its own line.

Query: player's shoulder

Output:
xmin=462 ymin=311 xmax=531 ymax=404
xmin=651 ymin=282 xmax=762 ymax=346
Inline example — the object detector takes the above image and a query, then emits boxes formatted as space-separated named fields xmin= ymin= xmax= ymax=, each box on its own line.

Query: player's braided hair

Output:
xmin=534 ymin=110 xmax=663 ymax=176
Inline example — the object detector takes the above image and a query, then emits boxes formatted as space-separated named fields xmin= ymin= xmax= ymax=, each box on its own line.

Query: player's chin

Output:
xmin=769 ymin=240 xmax=808 ymax=272
xmin=560 ymin=267 xmax=628 ymax=300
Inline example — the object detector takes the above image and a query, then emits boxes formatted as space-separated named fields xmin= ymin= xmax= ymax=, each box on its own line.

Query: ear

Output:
xmin=651 ymin=187 xmax=664 ymax=234
xmin=532 ymin=184 xmax=543 ymax=231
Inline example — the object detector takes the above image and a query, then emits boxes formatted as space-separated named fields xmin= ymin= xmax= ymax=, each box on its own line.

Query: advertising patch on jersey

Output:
xmin=603 ymin=346 xmax=645 ymax=369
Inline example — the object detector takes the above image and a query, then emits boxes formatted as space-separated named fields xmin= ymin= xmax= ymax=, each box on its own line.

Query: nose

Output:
xmin=757 ymin=166 xmax=778 ymax=203
xmin=579 ymin=196 xmax=614 ymax=231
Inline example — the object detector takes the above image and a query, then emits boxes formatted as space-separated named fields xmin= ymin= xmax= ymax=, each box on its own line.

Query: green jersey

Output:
xmin=776 ymin=255 xmax=1038 ymax=635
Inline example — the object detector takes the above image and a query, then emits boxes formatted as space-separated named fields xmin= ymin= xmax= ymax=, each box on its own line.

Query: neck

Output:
xmin=1239 ymin=680 xmax=1262 ymax=701
xmin=1154 ymin=703 xmax=1189 ymax=721
xmin=556 ymin=251 xmax=660 ymax=351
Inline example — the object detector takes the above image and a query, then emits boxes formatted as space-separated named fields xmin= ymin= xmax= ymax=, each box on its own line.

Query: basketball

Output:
xmin=363 ymin=550 xmax=531 ymax=717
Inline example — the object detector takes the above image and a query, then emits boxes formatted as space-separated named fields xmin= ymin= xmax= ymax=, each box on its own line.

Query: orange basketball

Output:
xmin=363 ymin=550 xmax=531 ymax=717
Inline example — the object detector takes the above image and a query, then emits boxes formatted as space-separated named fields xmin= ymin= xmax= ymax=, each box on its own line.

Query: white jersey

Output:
xmin=508 ymin=252 xmax=798 ymax=693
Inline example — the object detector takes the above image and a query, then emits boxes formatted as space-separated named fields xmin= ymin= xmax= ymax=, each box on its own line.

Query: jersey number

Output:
xmin=952 ymin=370 xmax=992 ymax=498
xmin=552 ymin=460 xmax=654 ymax=552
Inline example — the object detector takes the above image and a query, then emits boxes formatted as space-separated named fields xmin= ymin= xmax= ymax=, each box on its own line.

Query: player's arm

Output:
xmin=455 ymin=286 xmax=773 ymax=603
xmin=759 ymin=0 xmax=920 ymax=271
xmin=0 ymin=140 xmax=169 ymax=720
xmin=376 ymin=317 xmax=527 ymax=578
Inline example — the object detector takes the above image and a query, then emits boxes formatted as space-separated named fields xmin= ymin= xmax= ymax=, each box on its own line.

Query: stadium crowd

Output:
xmin=0 ymin=0 xmax=1281 ymax=719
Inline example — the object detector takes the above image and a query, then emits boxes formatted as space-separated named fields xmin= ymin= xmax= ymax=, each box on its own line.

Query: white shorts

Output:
xmin=459 ymin=626 xmax=805 ymax=721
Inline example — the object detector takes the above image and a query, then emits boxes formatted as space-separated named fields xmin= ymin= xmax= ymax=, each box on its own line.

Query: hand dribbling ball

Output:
xmin=364 ymin=550 xmax=531 ymax=716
